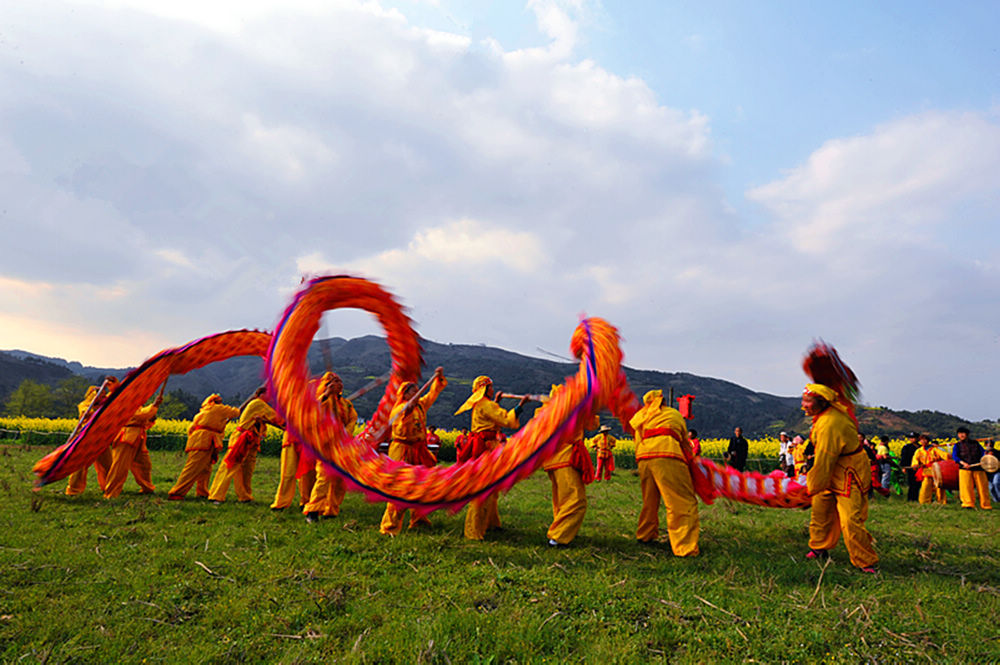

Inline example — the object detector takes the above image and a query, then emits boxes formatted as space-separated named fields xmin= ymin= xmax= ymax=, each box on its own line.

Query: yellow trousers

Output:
xmin=547 ymin=467 xmax=587 ymax=545
xmin=303 ymin=463 xmax=346 ymax=517
xmin=636 ymin=458 xmax=699 ymax=556
xmin=808 ymin=487 xmax=878 ymax=568
xmin=958 ymin=469 xmax=992 ymax=509
xmin=918 ymin=476 xmax=946 ymax=504
xmin=270 ymin=446 xmax=315 ymax=510
xmin=103 ymin=441 xmax=155 ymax=498
xmin=168 ymin=449 xmax=215 ymax=498
xmin=65 ymin=446 xmax=113 ymax=496
xmin=208 ymin=448 xmax=258 ymax=502
xmin=463 ymin=493 xmax=501 ymax=540
xmin=378 ymin=501 xmax=431 ymax=535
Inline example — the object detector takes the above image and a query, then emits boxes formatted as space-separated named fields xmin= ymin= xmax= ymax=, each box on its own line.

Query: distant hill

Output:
xmin=2 ymin=339 xmax=996 ymax=439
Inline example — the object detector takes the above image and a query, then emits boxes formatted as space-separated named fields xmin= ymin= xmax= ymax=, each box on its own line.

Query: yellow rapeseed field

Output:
xmin=0 ymin=417 xmax=934 ymax=458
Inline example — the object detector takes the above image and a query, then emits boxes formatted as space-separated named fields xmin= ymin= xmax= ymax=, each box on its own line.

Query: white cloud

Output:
xmin=1 ymin=2 xmax=998 ymax=421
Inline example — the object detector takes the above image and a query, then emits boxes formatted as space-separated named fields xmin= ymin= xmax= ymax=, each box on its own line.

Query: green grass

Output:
xmin=1 ymin=443 xmax=999 ymax=663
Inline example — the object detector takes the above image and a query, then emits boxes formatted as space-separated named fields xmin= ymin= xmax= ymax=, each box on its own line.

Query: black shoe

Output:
xmin=210 ymin=500 xmax=222 ymax=506
xmin=305 ymin=512 xmax=320 ymax=524
xmin=547 ymin=539 xmax=567 ymax=548
xmin=806 ymin=549 xmax=829 ymax=561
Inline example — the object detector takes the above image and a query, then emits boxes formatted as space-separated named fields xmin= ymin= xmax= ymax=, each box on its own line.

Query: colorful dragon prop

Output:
xmin=34 ymin=275 xmax=813 ymax=511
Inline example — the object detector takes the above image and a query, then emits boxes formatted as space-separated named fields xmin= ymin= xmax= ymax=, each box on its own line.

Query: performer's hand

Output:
xmin=495 ymin=391 xmax=504 ymax=402
xmin=518 ymin=395 xmax=530 ymax=407
xmin=960 ymin=462 xmax=970 ymax=469
xmin=434 ymin=366 xmax=445 ymax=380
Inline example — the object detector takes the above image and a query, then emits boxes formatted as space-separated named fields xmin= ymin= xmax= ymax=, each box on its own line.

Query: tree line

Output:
xmin=3 ymin=378 xmax=202 ymax=420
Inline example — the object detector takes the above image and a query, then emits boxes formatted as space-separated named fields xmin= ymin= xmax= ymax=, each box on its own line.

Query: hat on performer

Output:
xmin=201 ymin=393 xmax=221 ymax=408
xmin=454 ymin=375 xmax=492 ymax=415
xmin=319 ymin=371 xmax=342 ymax=397
xmin=395 ymin=380 xmax=416 ymax=402
xmin=599 ymin=425 xmax=612 ymax=433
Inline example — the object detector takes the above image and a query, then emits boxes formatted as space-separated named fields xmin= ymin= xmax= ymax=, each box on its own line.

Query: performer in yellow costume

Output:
xmin=208 ymin=388 xmax=283 ymax=503
xmin=912 ymin=434 xmax=947 ymax=505
xmin=802 ymin=383 xmax=878 ymax=571
xmin=629 ymin=389 xmax=699 ymax=557
xmin=65 ymin=377 xmax=118 ymax=496
xmin=457 ymin=375 xmax=528 ymax=540
xmin=167 ymin=394 xmax=240 ymax=500
xmin=103 ymin=393 xmax=162 ymax=499
xmin=302 ymin=372 xmax=358 ymax=522
xmin=541 ymin=386 xmax=597 ymax=547
xmin=379 ymin=367 xmax=447 ymax=535
xmin=269 ymin=429 xmax=316 ymax=511
xmin=592 ymin=425 xmax=616 ymax=481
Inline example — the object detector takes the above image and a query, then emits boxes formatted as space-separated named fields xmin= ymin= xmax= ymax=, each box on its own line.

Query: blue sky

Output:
xmin=1 ymin=0 xmax=998 ymax=421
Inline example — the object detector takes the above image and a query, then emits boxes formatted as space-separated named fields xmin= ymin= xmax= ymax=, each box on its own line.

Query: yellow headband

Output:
xmin=803 ymin=383 xmax=837 ymax=402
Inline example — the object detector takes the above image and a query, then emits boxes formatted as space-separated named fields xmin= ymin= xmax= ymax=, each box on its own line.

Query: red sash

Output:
xmin=642 ymin=427 xmax=683 ymax=441
xmin=192 ymin=424 xmax=225 ymax=434
xmin=569 ymin=439 xmax=595 ymax=484
xmin=295 ymin=441 xmax=318 ymax=479
xmin=223 ymin=428 xmax=255 ymax=470
xmin=469 ymin=430 xmax=499 ymax=459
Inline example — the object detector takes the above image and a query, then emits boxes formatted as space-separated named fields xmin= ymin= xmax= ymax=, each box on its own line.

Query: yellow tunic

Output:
xmin=186 ymin=403 xmax=241 ymax=451
xmin=806 ymin=407 xmax=870 ymax=497
xmin=630 ymin=405 xmax=689 ymax=462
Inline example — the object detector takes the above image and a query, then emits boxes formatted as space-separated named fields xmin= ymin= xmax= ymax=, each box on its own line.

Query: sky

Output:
xmin=1 ymin=0 xmax=999 ymax=420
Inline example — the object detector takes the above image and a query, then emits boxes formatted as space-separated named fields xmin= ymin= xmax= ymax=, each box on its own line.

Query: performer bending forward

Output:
xmin=629 ymin=389 xmax=699 ymax=556
xmin=65 ymin=377 xmax=118 ymax=496
xmin=168 ymin=394 xmax=240 ymax=500
xmin=379 ymin=368 xmax=447 ymax=535
xmin=802 ymin=383 xmax=878 ymax=572
xmin=103 ymin=393 xmax=162 ymax=499
xmin=208 ymin=388 xmax=283 ymax=504
xmin=456 ymin=376 xmax=527 ymax=540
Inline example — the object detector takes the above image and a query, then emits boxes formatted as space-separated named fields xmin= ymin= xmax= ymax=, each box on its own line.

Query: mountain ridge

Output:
xmin=2 ymin=338 xmax=995 ymax=439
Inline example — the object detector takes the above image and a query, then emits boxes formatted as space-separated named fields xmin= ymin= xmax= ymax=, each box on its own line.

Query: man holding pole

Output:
xmin=168 ymin=394 xmax=240 ymax=500
xmin=103 ymin=392 xmax=163 ymax=498
xmin=456 ymin=376 xmax=528 ymax=540
xmin=379 ymin=367 xmax=447 ymax=535
xmin=65 ymin=376 xmax=118 ymax=496
xmin=302 ymin=372 xmax=358 ymax=522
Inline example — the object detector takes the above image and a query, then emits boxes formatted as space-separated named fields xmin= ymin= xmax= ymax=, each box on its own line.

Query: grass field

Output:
xmin=2 ymin=443 xmax=999 ymax=663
